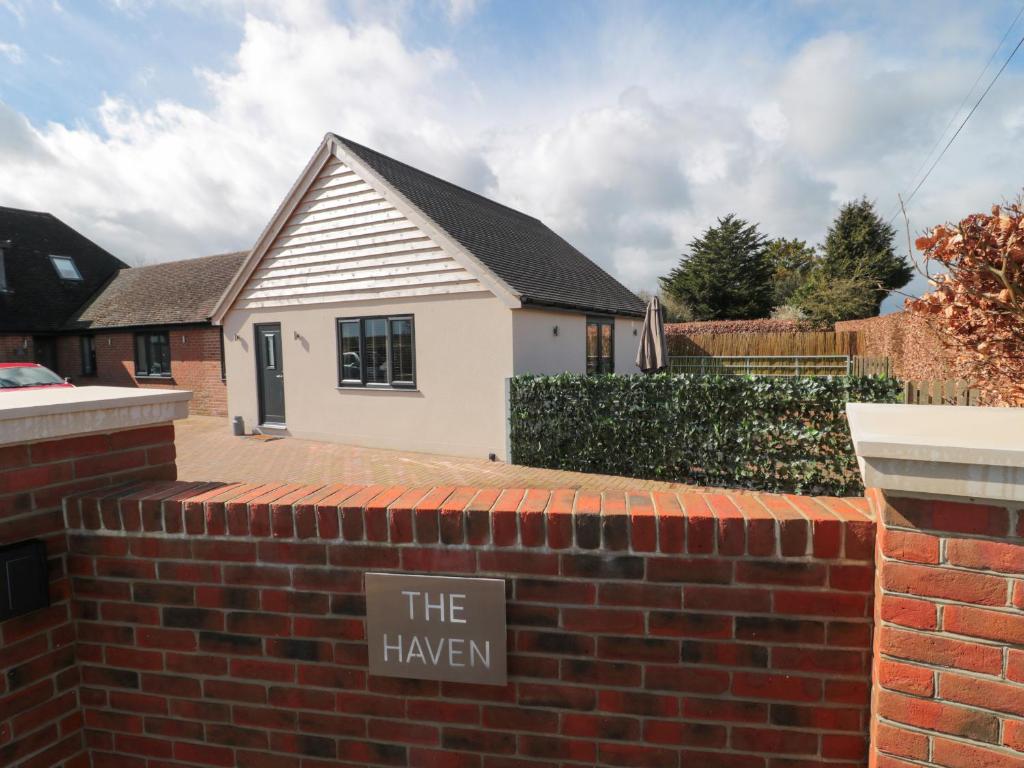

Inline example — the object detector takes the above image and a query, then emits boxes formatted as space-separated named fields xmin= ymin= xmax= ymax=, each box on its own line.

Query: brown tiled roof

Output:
xmin=67 ymin=251 xmax=247 ymax=330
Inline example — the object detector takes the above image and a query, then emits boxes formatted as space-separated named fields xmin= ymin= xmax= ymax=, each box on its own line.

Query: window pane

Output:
xmin=586 ymin=322 xmax=599 ymax=375
xmin=139 ymin=333 xmax=171 ymax=376
xmin=600 ymin=323 xmax=614 ymax=374
xmin=135 ymin=335 xmax=147 ymax=375
xmin=389 ymin=318 xmax=414 ymax=385
xmin=81 ymin=336 xmax=96 ymax=376
xmin=155 ymin=334 xmax=171 ymax=375
xmin=363 ymin=318 xmax=388 ymax=384
xmin=50 ymin=255 xmax=82 ymax=281
xmin=339 ymin=321 xmax=361 ymax=382
xmin=263 ymin=333 xmax=276 ymax=370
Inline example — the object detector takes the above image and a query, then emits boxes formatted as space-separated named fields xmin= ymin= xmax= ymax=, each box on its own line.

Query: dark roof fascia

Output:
xmin=519 ymin=297 xmax=645 ymax=318
xmin=62 ymin=320 xmax=217 ymax=334
xmin=0 ymin=324 xmax=57 ymax=335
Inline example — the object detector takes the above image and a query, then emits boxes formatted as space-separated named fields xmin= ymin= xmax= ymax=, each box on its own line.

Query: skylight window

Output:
xmin=50 ymin=255 xmax=82 ymax=281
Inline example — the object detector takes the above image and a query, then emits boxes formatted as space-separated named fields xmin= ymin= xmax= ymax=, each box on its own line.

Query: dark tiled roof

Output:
xmin=68 ymin=251 xmax=248 ymax=330
xmin=335 ymin=135 xmax=646 ymax=317
xmin=0 ymin=206 xmax=127 ymax=333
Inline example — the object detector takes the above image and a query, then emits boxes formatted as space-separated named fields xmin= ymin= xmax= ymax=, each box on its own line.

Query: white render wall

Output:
xmin=235 ymin=157 xmax=484 ymax=310
xmin=512 ymin=307 xmax=642 ymax=375
xmin=223 ymin=292 xmax=513 ymax=460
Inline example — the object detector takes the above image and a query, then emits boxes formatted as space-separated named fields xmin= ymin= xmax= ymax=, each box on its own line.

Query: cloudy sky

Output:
xmin=2 ymin=0 xmax=1023 ymax=312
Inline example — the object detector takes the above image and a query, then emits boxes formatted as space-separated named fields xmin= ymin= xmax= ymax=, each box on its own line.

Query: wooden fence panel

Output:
xmin=903 ymin=379 xmax=980 ymax=405
xmin=668 ymin=355 xmax=852 ymax=377
xmin=666 ymin=330 xmax=860 ymax=357
xmin=851 ymin=356 xmax=890 ymax=377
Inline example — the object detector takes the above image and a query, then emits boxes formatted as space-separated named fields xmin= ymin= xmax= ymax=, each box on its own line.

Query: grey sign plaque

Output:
xmin=365 ymin=573 xmax=507 ymax=685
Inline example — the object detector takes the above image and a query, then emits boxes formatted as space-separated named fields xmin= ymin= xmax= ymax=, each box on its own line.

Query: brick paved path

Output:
xmin=175 ymin=416 xmax=695 ymax=492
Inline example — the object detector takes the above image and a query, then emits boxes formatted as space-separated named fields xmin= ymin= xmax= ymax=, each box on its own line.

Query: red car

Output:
xmin=0 ymin=362 xmax=74 ymax=391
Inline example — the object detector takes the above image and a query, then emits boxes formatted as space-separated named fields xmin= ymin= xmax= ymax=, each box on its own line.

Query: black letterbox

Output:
xmin=0 ymin=540 xmax=49 ymax=622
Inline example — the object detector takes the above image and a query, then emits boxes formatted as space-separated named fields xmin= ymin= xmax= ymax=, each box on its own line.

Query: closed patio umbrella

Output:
xmin=635 ymin=295 xmax=669 ymax=373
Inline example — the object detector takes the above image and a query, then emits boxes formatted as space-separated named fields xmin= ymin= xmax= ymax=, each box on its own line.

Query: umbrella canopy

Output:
xmin=635 ymin=296 xmax=669 ymax=373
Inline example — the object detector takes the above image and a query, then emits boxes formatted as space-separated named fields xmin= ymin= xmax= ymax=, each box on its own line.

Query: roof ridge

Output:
xmin=119 ymin=250 xmax=248 ymax=272
xmin=0 ymin=205 xmax=54 ymax=218
xmin=332 ymin=134 xmax=541 ymax=224
xmin=330 ymin=133 xmax=645 ymax=318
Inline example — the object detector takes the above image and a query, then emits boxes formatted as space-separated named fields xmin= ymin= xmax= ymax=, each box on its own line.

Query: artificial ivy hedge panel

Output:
xmin=509 ymin=374 xmax=903 ymax=496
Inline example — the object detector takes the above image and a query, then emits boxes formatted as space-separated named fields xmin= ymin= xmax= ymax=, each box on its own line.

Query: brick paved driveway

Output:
xmin=175 ymin=416 xmax=692 ymax=492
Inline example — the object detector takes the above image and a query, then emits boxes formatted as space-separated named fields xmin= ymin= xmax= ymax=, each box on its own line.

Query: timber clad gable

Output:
xmin=236 ymin=156 xmax=486 ymax=310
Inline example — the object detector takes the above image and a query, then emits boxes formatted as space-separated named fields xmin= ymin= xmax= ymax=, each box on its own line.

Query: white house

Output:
xmin=211 ymin=134 xmax=646 ymax=460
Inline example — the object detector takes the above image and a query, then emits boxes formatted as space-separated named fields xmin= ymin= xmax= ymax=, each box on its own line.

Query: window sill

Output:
xmin=336 ymin=385 xmax=419 ymax=393
xmin=135 ymin=375 xmax=174 ymax=382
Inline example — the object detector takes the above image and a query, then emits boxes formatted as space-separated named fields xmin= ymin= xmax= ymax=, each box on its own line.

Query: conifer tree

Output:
xmin=660 ymin=214 xmax=773 ymax=320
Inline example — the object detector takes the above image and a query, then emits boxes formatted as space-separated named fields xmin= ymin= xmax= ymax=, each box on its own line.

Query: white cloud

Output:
xmin=0 ymin=1 xmax=1020 ymax=306
xmin=442 ymin=0 xmax=479 ymax=24
xmin=0 ymin=10 xmax=465 ymax=265
xmin=0 ymin=1 xmax=26 ymax=24
xmin=0 ymin=42 xmax=22 ymax=63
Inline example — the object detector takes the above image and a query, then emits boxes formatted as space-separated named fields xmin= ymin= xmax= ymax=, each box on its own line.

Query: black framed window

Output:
xmin=135 ymin=331 xmax=171 ymax=377
xmin=336 ymin=315 xmax=415 ymax=388
xmin=586 ymin=316 xmax=615 ymax=374
xmin=80 ymin=335 xmax=96 ymax=376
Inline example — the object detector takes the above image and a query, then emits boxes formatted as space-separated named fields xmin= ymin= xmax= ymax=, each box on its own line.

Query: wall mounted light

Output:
xmin=294 ymin=331 xmax=301 ymax=340
xmin=552 ymin=326 xmax=559 ymax=337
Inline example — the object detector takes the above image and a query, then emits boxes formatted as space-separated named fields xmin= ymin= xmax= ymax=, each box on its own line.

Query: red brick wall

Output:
xmin=60 ymin=485 xmax=876 ymax=768
xmin=0 ymin=334 xmax=33 ymax=363
xmin=867 ymin=489 xmax=1023 ymax=768
xmin=0 ymin=424 xmax=177 ymax=768
xmin=55 ymin=327 xmax=227 ymax=417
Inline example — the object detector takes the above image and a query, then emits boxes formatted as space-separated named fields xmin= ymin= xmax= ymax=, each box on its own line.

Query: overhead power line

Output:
xmin=889 ymin=7 xmax=1024 ymax=223
xmin=900 ymin=4 xmax=1024 ymax=202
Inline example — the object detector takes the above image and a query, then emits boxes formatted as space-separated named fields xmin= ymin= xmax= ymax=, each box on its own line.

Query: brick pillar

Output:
xmin=0 ymin=387 xmax=189 ymax=768
xmin=868 ymin=491 xmax=1022 ymax=767
xmin=848 ymin=403 xmax=1024 ymax=768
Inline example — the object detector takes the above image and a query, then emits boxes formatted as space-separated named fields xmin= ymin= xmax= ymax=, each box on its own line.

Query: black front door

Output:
xmin=255 ymin=324 xmax=285 ymax=426
xmin=32 ymin=337 xmax=58 ymax=372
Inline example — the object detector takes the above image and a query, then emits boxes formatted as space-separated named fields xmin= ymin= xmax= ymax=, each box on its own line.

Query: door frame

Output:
xmin=254 ymin=323 xmax=286 ymax=428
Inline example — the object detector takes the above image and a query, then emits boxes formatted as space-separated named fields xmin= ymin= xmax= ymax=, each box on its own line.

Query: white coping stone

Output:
xmin=846 ymin=402 xmax=1024 ymax=504
xmin=0 ymin=386 xmax=192 ymax=448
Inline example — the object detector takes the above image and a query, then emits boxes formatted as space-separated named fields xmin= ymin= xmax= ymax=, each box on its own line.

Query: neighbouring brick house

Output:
xmin=61 ymin=251 xmax=247 ymax=416
xmin=0 ymin=206 xmax=126 ymax=370
xmin=0 ymin=204 xmax=245 ymax=416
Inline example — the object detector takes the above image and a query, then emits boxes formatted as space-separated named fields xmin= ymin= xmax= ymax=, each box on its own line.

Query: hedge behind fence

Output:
xmin=509 ymin=374 xmax=903 ymax=496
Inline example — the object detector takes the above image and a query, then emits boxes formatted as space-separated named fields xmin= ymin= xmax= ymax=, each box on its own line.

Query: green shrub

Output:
xmin=509 ymin=374 xmax=903 ymax=496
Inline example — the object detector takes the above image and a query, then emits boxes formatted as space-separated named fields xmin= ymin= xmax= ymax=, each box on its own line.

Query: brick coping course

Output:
xmin=66 ymin=481 xmax=875 ymax=560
